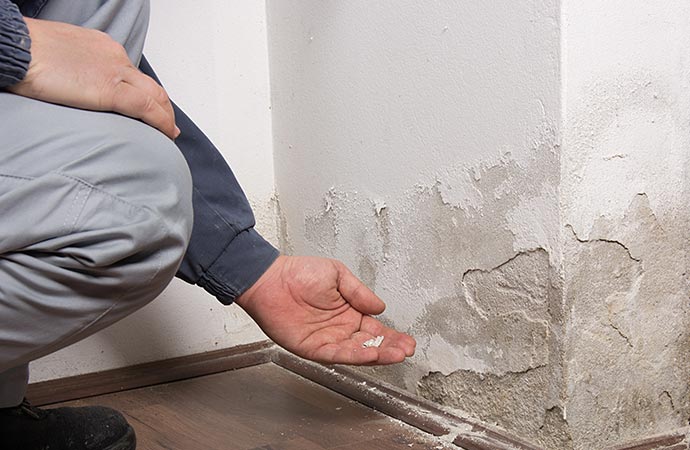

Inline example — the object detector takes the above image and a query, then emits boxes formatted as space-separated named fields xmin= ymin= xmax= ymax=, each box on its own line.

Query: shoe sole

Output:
xmin=104 ymin=425 xmax=136 ymax=450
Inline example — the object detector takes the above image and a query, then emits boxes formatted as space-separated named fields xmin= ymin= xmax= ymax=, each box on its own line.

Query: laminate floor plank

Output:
xmin=56 ymin=364 xmax=454 ymax=450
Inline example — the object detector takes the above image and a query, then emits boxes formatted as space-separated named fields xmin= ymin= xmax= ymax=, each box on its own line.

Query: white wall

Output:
xmin=29 ymin=0 xmax=275 ymax=382
xmin=144 ymin=0 xmax=277 ymax=233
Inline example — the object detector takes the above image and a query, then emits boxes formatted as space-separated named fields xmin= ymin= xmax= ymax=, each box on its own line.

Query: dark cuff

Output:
xmin=0 ymin=1 xmax=31 ymax=88
xmin=198 ymin=228 xmax=279 ymax=305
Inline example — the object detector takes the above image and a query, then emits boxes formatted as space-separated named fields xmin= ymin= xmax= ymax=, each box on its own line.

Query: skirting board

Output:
xmin=27 ymin=340 xmax=689 ymax=450
xmin=605 ymin=431 xmax=689 ymax=450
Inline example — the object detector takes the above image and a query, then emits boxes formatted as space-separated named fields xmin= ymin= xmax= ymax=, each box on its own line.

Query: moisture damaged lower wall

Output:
xmin=267 ymin=3 xmax=690 ymax=447
xmin=278 ymin=138 xmax=690 ymax=449
xmin=560 ymin=58 xmax=690 ymax=447
xmin=416 ymin=249 xmax=571 ymax=450
xmin=563 ymin=194 xmax=690 ymax=449
xmin=282 ymin=133 xmax=568 ymax=449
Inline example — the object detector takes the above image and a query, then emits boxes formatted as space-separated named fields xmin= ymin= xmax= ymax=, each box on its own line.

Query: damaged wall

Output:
xmin=561 ymin=1 xmax=690 ymax=448
xmin=268 ymin=1 xmax=690 ymax=448
xmin=266 ymin=1 xmax=565 ymax=448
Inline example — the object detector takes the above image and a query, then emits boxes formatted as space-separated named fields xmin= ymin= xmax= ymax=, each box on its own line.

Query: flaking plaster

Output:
xmin=268 ymin=1 xmax=690 ymax=448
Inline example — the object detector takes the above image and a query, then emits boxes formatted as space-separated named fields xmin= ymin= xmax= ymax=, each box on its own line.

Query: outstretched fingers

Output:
xmin=308 ymin=341 xmax=408 ymax=366
xmin=307 ymin=320 xmax=416 ymax=365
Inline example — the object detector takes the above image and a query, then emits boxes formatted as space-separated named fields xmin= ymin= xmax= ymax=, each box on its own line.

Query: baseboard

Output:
xmin=27 ymin=340 xmax=274 ymax=406
xmin=272 ymin=349 xmax=542 ymax=450
xmin=606 ymin=430 xmax=689 ymax=450
xmin=27 ymin=341 xmax=690 ymax=450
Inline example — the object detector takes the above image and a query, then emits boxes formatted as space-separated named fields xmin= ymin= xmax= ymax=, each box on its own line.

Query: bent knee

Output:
xmin=55 ymin=183 xmax=191 ymax=305
xmin=52 ymin=118 xmax=194 ymax=293
xmin=59 ymin=115 xmax=194 ymax=242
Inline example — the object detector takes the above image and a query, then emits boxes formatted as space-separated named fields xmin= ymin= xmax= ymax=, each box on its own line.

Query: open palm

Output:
xmin=235 ymin=256 xmax=416 ymax=365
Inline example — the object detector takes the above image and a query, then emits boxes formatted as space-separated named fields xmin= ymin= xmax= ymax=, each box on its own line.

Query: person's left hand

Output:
xmin=9 ymin=18 xmax=179 ymax=139
xmin=235 ymin=255 xmax=416 ymax=365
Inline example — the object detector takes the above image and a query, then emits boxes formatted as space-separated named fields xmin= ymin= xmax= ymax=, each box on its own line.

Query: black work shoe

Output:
xmin=0 ymin=399 xmax=136 ymax=450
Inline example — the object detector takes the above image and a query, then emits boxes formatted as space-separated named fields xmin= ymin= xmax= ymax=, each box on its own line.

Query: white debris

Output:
xmin=362 ymin=335 xmax=385 ymax=348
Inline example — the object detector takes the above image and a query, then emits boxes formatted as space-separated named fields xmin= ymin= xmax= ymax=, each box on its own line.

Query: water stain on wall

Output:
xmin=304 ymin=188 xmax=340 ymax=256
xmin=560 ymin=69 xmax=690 ymax=448
xmin=419 ymin=367 xmax=571 ymax=450
xmin=299 ymin=125 xmax=566 ymax=448
xmin=414 ymin=250 xmax=551 ymax=374
xmin=413 ymin=249 xmax=569 ymax=449
xmin=564 ymin=194 xmax=690 ymax=448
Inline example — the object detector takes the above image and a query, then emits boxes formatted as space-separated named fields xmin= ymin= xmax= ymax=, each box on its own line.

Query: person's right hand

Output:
xmin=236 ymin=255 xmax=417 ymax=366
xmin=8 ymin=18 xmax=179 ymax=139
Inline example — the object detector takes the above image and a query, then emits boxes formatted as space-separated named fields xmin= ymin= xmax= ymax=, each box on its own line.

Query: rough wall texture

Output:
xmin=562 ymin=2 xmax=690 ymax=447
xmin=267 ymin=0 xmax=564 ymax=448
xmin=268 ymin=1 xmax=563 ymax=447
xmin=268 ymin=0 xmax=690 ymax=448
xmin=416 ymin=250 xmax=570 ymax=449
xmin=283 ymin=131 xmax=568 ymax=449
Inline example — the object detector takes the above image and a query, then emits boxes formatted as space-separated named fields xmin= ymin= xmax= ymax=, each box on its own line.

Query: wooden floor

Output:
xmin=57 ymin=363 xmax=454 ymax=450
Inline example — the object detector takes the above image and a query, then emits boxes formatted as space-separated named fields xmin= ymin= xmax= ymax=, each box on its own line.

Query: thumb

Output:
xmin=335 ymin=261 xmax=386 ymax=315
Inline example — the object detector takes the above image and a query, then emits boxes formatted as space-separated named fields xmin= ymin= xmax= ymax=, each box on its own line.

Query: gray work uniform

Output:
xmin=0 ymin=0 xmax=278 ymax=407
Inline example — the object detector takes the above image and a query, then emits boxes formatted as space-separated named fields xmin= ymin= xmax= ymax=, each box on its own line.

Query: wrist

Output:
xmin=235 ymin=255 xmax=286 ymax=309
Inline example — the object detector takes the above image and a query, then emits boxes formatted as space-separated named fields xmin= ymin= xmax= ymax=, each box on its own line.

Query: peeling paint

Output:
xmin=304 ymin=188 xmax=340 ymax=256
xmin=268 ymin=2 xmax=690 ymax=448
xmin=411 ymin=248 xmax=567 ymax=449
xmin=563 ymin=74 xmax=687 ymax=239
xmin=374 ymin=201 xmax=392 ymax=262
xmin=271 ymin=192 xmax=294 ymax=255
xmin=299 ymin=126 xmax=563 ymax=447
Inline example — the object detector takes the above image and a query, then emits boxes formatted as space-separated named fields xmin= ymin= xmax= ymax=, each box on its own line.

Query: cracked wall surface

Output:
xmin=268 ymin=1 xmax=690 ymax=448
xmin=562 ymin=2 xmax=690 ymax=447
xmin=28 ymin=2 xmax=690 ymax=447
xmin=267 ymin=1 xmax=563 ymax=444
xmin=415 ymin=250 xmax=570 ymax=450
xmin=286 ymin=143 xmax=565 ymax=449
xmin=564 ymin=216 xmax=690 ymax=448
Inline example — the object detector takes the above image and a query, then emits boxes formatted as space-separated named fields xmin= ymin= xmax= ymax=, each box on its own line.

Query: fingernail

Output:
xmin=174 ymin=126 xmax=181 ymax=139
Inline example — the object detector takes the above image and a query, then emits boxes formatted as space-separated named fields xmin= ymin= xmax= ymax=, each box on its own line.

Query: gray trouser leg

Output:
xmin=0 ymin=95 xmax=193 ymax=407
xmin=0 ymin=0 xmax=192 ymax=407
